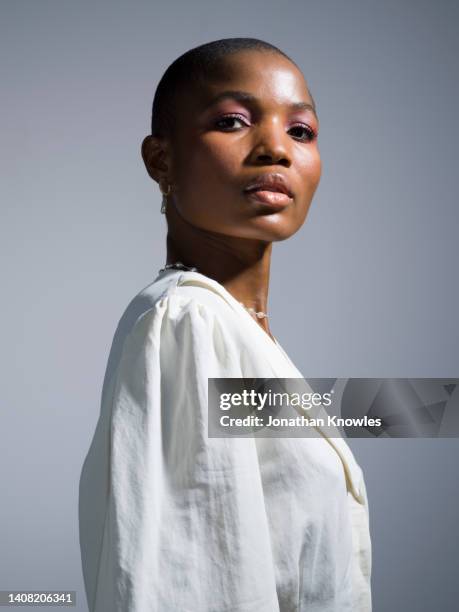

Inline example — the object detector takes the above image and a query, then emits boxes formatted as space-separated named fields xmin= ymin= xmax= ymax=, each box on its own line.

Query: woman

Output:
xmin=79 ymin=37 xmax=372 ymax=612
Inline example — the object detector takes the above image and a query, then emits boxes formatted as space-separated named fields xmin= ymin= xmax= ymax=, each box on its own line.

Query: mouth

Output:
xmin=242 ymin=172 xmax=294 ymax=210
xmin=244 ymin=189 xmax=292 ymax=209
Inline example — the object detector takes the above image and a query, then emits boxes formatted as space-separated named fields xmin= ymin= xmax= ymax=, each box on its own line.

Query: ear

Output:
xmin=141 ymin=135 xmax=170 ymax=184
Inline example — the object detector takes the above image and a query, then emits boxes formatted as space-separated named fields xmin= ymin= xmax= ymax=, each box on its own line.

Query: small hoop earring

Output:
xmin=160 ymin=182 xmax=172 ymax=214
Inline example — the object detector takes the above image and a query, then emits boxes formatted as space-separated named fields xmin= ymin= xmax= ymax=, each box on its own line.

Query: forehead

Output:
xmin=186 ymin=50 xmax=313 ymax=114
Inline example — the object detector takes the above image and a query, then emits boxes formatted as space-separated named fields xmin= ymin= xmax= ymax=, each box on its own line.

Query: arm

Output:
xmin=82 ymin=293 xmax=280 ymax=612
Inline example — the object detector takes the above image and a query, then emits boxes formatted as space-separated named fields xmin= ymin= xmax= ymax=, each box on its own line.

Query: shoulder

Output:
xmin=102 ymin=272 xmax=245 ymax=403
xmin=126 ymin=272 xmax=238 ymax=340
xmin=125 ymin=286 xmax=236 ymax=358
xmin=117 ymin=287 xmax=243 ymax=379
xmin=114 ymin=271 xmax=254 ymax=373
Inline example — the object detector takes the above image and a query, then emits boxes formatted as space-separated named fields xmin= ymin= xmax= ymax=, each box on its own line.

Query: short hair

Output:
xmin=150 ymin=37 xmax=308 ymax=140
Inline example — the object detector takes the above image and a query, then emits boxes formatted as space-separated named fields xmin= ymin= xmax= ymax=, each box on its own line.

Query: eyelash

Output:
xmin=214 ymin=113 xmax=317 ymax=142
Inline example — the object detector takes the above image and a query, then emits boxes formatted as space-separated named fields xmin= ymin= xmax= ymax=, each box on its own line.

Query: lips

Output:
xmin=243 ymin=172 xmax=293 ymax=198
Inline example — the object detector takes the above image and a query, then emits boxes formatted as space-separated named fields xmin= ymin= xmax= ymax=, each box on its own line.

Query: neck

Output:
xmin=164 ymin=209 xmax=274 ymax=336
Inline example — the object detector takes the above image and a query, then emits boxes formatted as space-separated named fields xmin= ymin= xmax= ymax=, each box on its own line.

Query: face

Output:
xmin=153 ymin=50 xmax=321 ymax=242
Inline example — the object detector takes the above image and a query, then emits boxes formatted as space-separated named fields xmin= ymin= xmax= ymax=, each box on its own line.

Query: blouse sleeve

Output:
xmin=80 ymin=293 xmax=281 ymax=612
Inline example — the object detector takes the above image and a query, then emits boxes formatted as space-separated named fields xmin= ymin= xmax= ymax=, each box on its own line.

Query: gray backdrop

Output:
xmin=1 ymin=0 xmax=458 ymax=610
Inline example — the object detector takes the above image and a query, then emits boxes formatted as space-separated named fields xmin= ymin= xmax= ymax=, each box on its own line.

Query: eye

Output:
xmin=214 ymin=113 xmax=249 ymax=130
xmin=289 ymin=124 xmax=316 ymax=142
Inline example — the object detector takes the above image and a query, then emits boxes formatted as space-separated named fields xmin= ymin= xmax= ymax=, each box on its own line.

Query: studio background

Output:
xmin=1 ymin=1 xmax=458 ymax=610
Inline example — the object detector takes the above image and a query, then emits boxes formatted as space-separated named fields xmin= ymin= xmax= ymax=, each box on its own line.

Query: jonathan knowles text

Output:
xmin=218 ymin=390 xmax=382 ymax=429
xmin=219 ymin=414 xmax=382 ymax=428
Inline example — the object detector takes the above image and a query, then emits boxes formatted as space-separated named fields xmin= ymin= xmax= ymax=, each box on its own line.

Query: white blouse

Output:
xmin=79 ymin=269 xmax=372 ymax=612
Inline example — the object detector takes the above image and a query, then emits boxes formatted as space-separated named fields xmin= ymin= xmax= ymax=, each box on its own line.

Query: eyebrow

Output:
xmin=202 ymin=89 xmax=318 ymax=119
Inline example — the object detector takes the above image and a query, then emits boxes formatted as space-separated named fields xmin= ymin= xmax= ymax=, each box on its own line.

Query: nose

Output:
xmin=249 ymin=118 xmax=292 ymax=166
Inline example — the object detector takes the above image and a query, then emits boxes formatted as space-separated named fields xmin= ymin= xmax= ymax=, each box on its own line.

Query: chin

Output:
xmin=242 ymin=217 xmax=301 ymax=242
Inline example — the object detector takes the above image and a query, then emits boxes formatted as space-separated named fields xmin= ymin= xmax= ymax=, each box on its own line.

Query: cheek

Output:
xmin=172 ymin=138 xmax=243 ymax=225
xmin=183 ymin=134 xmax=243 ymax=187
xmin=299 ymin=150 xmax=322 ymax=193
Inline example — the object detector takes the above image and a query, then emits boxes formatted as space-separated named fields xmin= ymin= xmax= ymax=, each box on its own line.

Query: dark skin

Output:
xmin=141 ymin=50 xmax=321 ymax=343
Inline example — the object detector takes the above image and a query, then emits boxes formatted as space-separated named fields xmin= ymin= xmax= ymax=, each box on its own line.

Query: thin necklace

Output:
xmin=158 ymin=261 xmax=269 ymax=319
